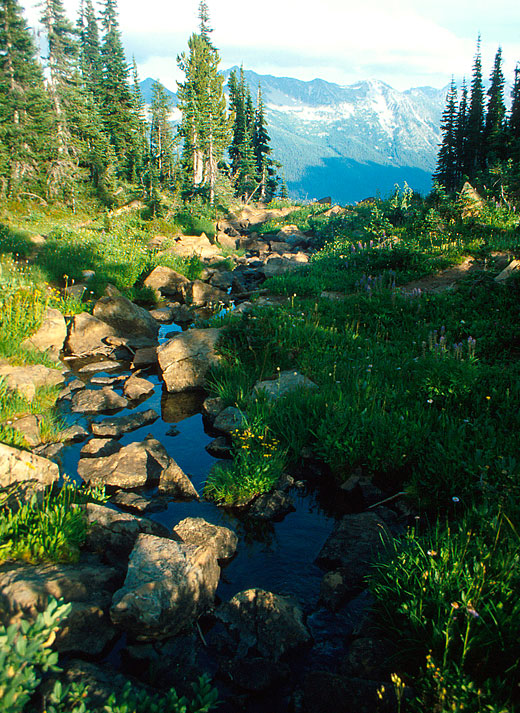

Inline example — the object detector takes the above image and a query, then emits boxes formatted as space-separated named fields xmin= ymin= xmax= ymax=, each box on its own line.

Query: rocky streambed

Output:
xmin=0 ymin=226 xmax=404 ymax=712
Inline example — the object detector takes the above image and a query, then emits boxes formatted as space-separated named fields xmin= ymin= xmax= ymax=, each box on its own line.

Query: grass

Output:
xmin=0 ymin=379 xmax=64 ymax=448
xmin=370 ymin=504 xmax=520 ymax=712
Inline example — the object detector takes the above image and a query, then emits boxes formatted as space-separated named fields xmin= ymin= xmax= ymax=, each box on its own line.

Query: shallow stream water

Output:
xmin=57 ymin=318 xmax=365 ymax=707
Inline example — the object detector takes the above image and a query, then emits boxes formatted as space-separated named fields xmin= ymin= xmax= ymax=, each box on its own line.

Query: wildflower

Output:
xmin=451 ymin=602 xmax=460 ymax=609
xmin=466 ymin=606 xmax=479 ymax=618
xmin=486 ymin=396 xmax=491 ymax=400
xmin=452 ymin=496 xmax=460 ymax=503
xmin=427 ymin=550 xmax=437 ymax=556
xmin=427 ymin=398 xmax=433 ymax=403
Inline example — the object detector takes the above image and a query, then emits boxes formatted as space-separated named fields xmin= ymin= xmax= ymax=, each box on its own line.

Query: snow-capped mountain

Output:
xmin=140 ymin=71 xmax=447 ymax=204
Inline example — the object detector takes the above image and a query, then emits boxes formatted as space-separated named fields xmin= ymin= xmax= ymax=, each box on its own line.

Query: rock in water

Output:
xmin=110 ymin=534 xmax=220 ymax=639
xmin=71 ymin=387 xmax=128 ymax=414
xmin=93 ymin=285 xmax=159 ymax=344
xmin=157 ymin=328 xmax=222 ymax=393
xmin=173 ymin=517 xmax=238 ymax=560
xmin=65 ymin=312 xmax=117 ymax=356
xmin=90 ymin=409 xmax=159 ymax=437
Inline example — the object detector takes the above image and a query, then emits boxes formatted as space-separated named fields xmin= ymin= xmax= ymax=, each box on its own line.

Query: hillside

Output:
xmin=141 ymin=71 xmax=446 ymax=203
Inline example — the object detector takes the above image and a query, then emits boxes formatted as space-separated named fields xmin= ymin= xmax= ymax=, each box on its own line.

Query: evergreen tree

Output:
xmin=465 ymin=36 xmax=485 ymax=177
xmin=253 ymin=86 xmax=278 ymax=201
xmin=227 ymin=68 xmax=256 ymax=199
xmin=149 ymin=80 xmax=176 ymax=187
xmin=434 ymin=77 xmax=458 ymax=192
xmin=484 ymin=47 xmax=507 ymax=166
xmin=455 ymin=79 xmax=468 ymax=185
xmin=130 ymin=58 xmax=149 ymax=185
xmin=100 ymin=0 xmax=142 ymax=180
xmin=40 ymin=0 xmax=83 ymax=199
xmin=197 ymin=0 xmax=213 ymax=47
xmin=0 ymin=0 xmax=53 ymax=196
xmin=177 ymin=17 xmax=230 ymax=204
xmin=78 ymin=0 xmax=103 ymax=95
xmin=510 ymin=64 xmax=520 ymax=163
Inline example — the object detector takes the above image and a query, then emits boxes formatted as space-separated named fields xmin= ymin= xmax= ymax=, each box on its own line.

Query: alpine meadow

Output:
xmin=0 ymin=1 xmax=519 ymax=713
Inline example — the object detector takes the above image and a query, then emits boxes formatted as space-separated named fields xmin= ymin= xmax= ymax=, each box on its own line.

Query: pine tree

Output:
xmin=455 ymin=79 xmax=468 ymax=185
xmin=100 ymin=0 xmax=142 ymax=180
xmin=130 ymin=58 xmax=149 ymax=185
xmin=78 ymin=0 xmax=103 ymax=95
xmin=465 ymin=36 xmax=485 ymax=178
xmin=510 ymin=64 xmax=520 ymax=163
xmin=253 ymin=86 xmax=278 ymax=201
xmin=227 ymin=68 xmax=256 ymax=199
xmin=197 ymin=0 xmax=213 ymax=47
xmin=434 ymin=78 xmax=458 ymax=192
xmin=0 ymin=0 xmax=53 ymax=196
xmin=177 ymin=10 xmax=230 ymax=205
xmin=149 ymin=80 xmax=176 ymax=187
xmin=484 ymin=47 xmax=507 ymax=166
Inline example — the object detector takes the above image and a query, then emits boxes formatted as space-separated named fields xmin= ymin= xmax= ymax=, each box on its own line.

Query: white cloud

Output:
xmin=19 ymin=0 xmax=520 ymax=91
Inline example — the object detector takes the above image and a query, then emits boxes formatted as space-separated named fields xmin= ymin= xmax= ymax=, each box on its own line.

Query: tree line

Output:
xmin=435 ymin=37 xmax=520 ymax=198
xmin=0 ymin=0 xmax=281 ymax=209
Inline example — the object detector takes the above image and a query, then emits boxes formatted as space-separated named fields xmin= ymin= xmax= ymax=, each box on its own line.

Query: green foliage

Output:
xmin=370 ymin=506 xmax=520 ymax=712
xmin=204 ymin=420 xmax=286 ymax=505
xmin=103 ymin=675 xmax=219 ymax=713
xmin=0 ymin=598 xmax=70 ymax=713
xmin=0 ymin=482 xmax=89 ymax=564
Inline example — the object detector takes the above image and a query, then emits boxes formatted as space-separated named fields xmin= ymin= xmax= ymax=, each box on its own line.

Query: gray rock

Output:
xmin=173 ymin=517 xmax=238 ymax=560
xmin=132 ymin=347 xmax=158 ymax=368
xmin=0 ymin=443 xmax=59 ymax=488
xmin=157 ymin=328 xmax=222 ymax=393
xmin=78 ymin=360 xmax=122 ymax=374
xmin=217 ymin=588 xmax=311 ymax=661
xmin=149 ymin=306 xmax=176 ymax=323
xmin=10 ymin=414 xmax=42 ymax=446
xmin=110 ymin=491 xmax=167 ymax=514
xmin=157 ymin=458 xmax=198 ymax=500
xmin=93 ymin=285 xmax=159 ymax=344
xmin=316 ymin=512 xmax=389 ymax=595
xmin=0 ymin=554 xmax=121 ymax=656
xmin=201 ymin=396 xmax=225 ymax=421
xmin=495 ymin=258 xmax=520 ymax=282
xmin=184 ymin=280 xmax=230 ymax=308
xmin=212 ymin=406 xmax=246 ymax=435
xmin=143 ymin=266 xmax=191 ymax=301
xmin=169 ymin=302 xmax=194 ymax=323
xmin=248 ymin=490 xmax=296 ymax=521
xmin=60 ymin=424 xmax=89 ymax=443
xmin=21 ymin=308 xmax=67 ymax=360
xmin=261 ymin=256 xmax=307 ymax=278
xmin=91 ymin=408 xmax=159 ymax=437
xmin=110 ymin=533 xmax=220 ymax=640
xmin=80 ymin=438 xmax=121 ymax=458
xmin=254 ymin=370 xmax=318 ymax=401
xmin=84 ymin=503 xmax=171 ymax=561
xmin=65 ymin=312 xmax=117 ymax=356
xmin=205 ymin=436 xmax=232 ymax=459
xmin=71 ymin=387 xmax=128 ymax=414
xmin=0 ymin=364 xmax=64 ymax=401
xmin=77 ymin=438 xmax=165 ymax=489
xmin=123 ymin=375 xmax=155 ymax=401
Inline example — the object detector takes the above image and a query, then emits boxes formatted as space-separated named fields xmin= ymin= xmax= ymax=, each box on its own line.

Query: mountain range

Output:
xmin=140 ymin=70 xmax=448 ymax=204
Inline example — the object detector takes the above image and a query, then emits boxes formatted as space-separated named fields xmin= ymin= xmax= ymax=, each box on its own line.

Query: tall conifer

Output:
xmin=149 ymin=80 xmax=176 ymax=187
xmin=434 ymin=78 xmax=458 ymax=192
xmin=510 ymin=65 xmax=520 ymax=164
xmin=455 ymin=79 xmax=468 ymax=185
xmin=465 ymin=36 xmax=485 ymax=177
xmin=484 ymin=47 xmax=507 ymax=166
xmin=253 ymin=86 xmax=278 ymax=201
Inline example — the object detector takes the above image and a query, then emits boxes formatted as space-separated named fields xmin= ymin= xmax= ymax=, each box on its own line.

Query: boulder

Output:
xmin=212 ymin=406 xmax=246 ymax=435
xmin=21 ymin=308 xmax=67 ymax=360
xmin=93 ymin=285 xmax=159 ymax=344
xmin=0 ymin=443 xmax=59 ymax=488
xmin=0 ymin=364 xmax=64 ymax=401
xmin=71 ymin=387 xmax=128 ymax=414
xmin=248 ymin=490 xmax=296 ymax=521
xmin=168 ymin=234 xmax=221 ymax=260
xmin=209 ymin=271 xmax=236 ymax=292
xmin=77 ymin=438 xmax=165 ymax=489
xmin=10 ymin=414 xmax=42 ymax=446
xmin=132 ymin=346 xmax=158 ymax=369
xmin=173 ymin=517 xmax=238 ymax=560
xmin=110 ymin=533 xmax=220 ymax=639
xmin=59 ymin=424 xmax=89 ymax=443
xmin=217 ymin=589 xmax=311 ymax=661
xmin=0 ymin=555 xmax=121 ymax=656
xmin=201 ymin=396 xmax=226 ymax=421
xmin=216 ymin=233 xmax=238 ymax=251
xmin=80 ymin=438 xmax=121 ymax=458
xmin=123 ymin=375 xmax=155 ymax=401
xmin=157 ymin=328 xmax=222 ymax=393
xmin=157 ymin=458 xmax=198 ymax=500
xmin=184 ymin=280 xmax=230 ymax=308
xmin=78 ymin=359 xmax=122 ymax=374
xmin=83 ymin=503 xmax=171 ymax=561
xmin=65 ymin=312 xmax=117 ymax=356
xmin=149 ymin=306 xmax=176 ymax=323
xmin=169 ymin=302 xmax=194 ymax=324
xmin=91 ymin=408 xmax=159 ymax=437
xmin=205 ymin=436 xmax=232 ymax=459
xmin=495 ymin=259 xmax=520 ymax=282
xmin=110 ymin=491 xmax=167 ymax=515
xmin=143 ymin=266 xmax=191 ymax=301
xmin=253 ymin=370 xmax=318 ymax=401
xmin=261 ymin=256 xmax=306 ymax=278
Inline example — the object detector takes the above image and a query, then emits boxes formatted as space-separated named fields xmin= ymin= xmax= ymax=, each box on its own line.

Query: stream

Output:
xmin=57 ymin=318 xmax=369 ymax=710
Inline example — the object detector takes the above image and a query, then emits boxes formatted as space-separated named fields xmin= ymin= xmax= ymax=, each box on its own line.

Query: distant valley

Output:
xmin=140 ymin=70 xmax=447 ymax=204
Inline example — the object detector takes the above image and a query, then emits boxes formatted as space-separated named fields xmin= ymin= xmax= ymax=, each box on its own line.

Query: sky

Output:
xmin=20 ymin=0 xmax=520 ymax=93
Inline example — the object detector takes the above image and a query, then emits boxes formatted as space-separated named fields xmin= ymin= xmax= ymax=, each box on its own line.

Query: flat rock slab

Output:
xmin=0 ymin=364 xmax=64 ymax=401
xmin=80 ymin=438 xmax=121 ymax=458
xmin=157 ymin=328 xmax=222 ymax=393
xmin=173 ymin=517 xmax=238 ymax=560
xmin=77 ymin=438 xmax=163 ymax=489
xmin=184 ymin=280 xmax=230 ymax=308
xmin=253 ymin=370 xmax=318 ymax=401
xmin=158 ymin=458 xmax=199 ymax=500
xmin=71 ymin=387 xmax=128 ymax=414
xmin=217 ymin=588 xmax=311 ymax=661
xmin=0 ymin=443 xmax=59 ymax=488
xmin=110 ymin=491 xmax=167 ymax=515
xmin=123 ymin=375 xmax=155 ymax=401
xmin=59 ymin=424 xmax=89 ymax=443
xmin=248 ymin=490 xmax=296 ymax=521
xmin=213 ymin=406 xmax=246 ymax=435
xmin=143 ymin=266 xmax=191 ymax=300
xmin=110 ymin=533 xmax=220 ymax=640
xmin=91 ymin=408 xmax=159 ymax=437
xmin=78 ymin=360 xmax=122 ymax=374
